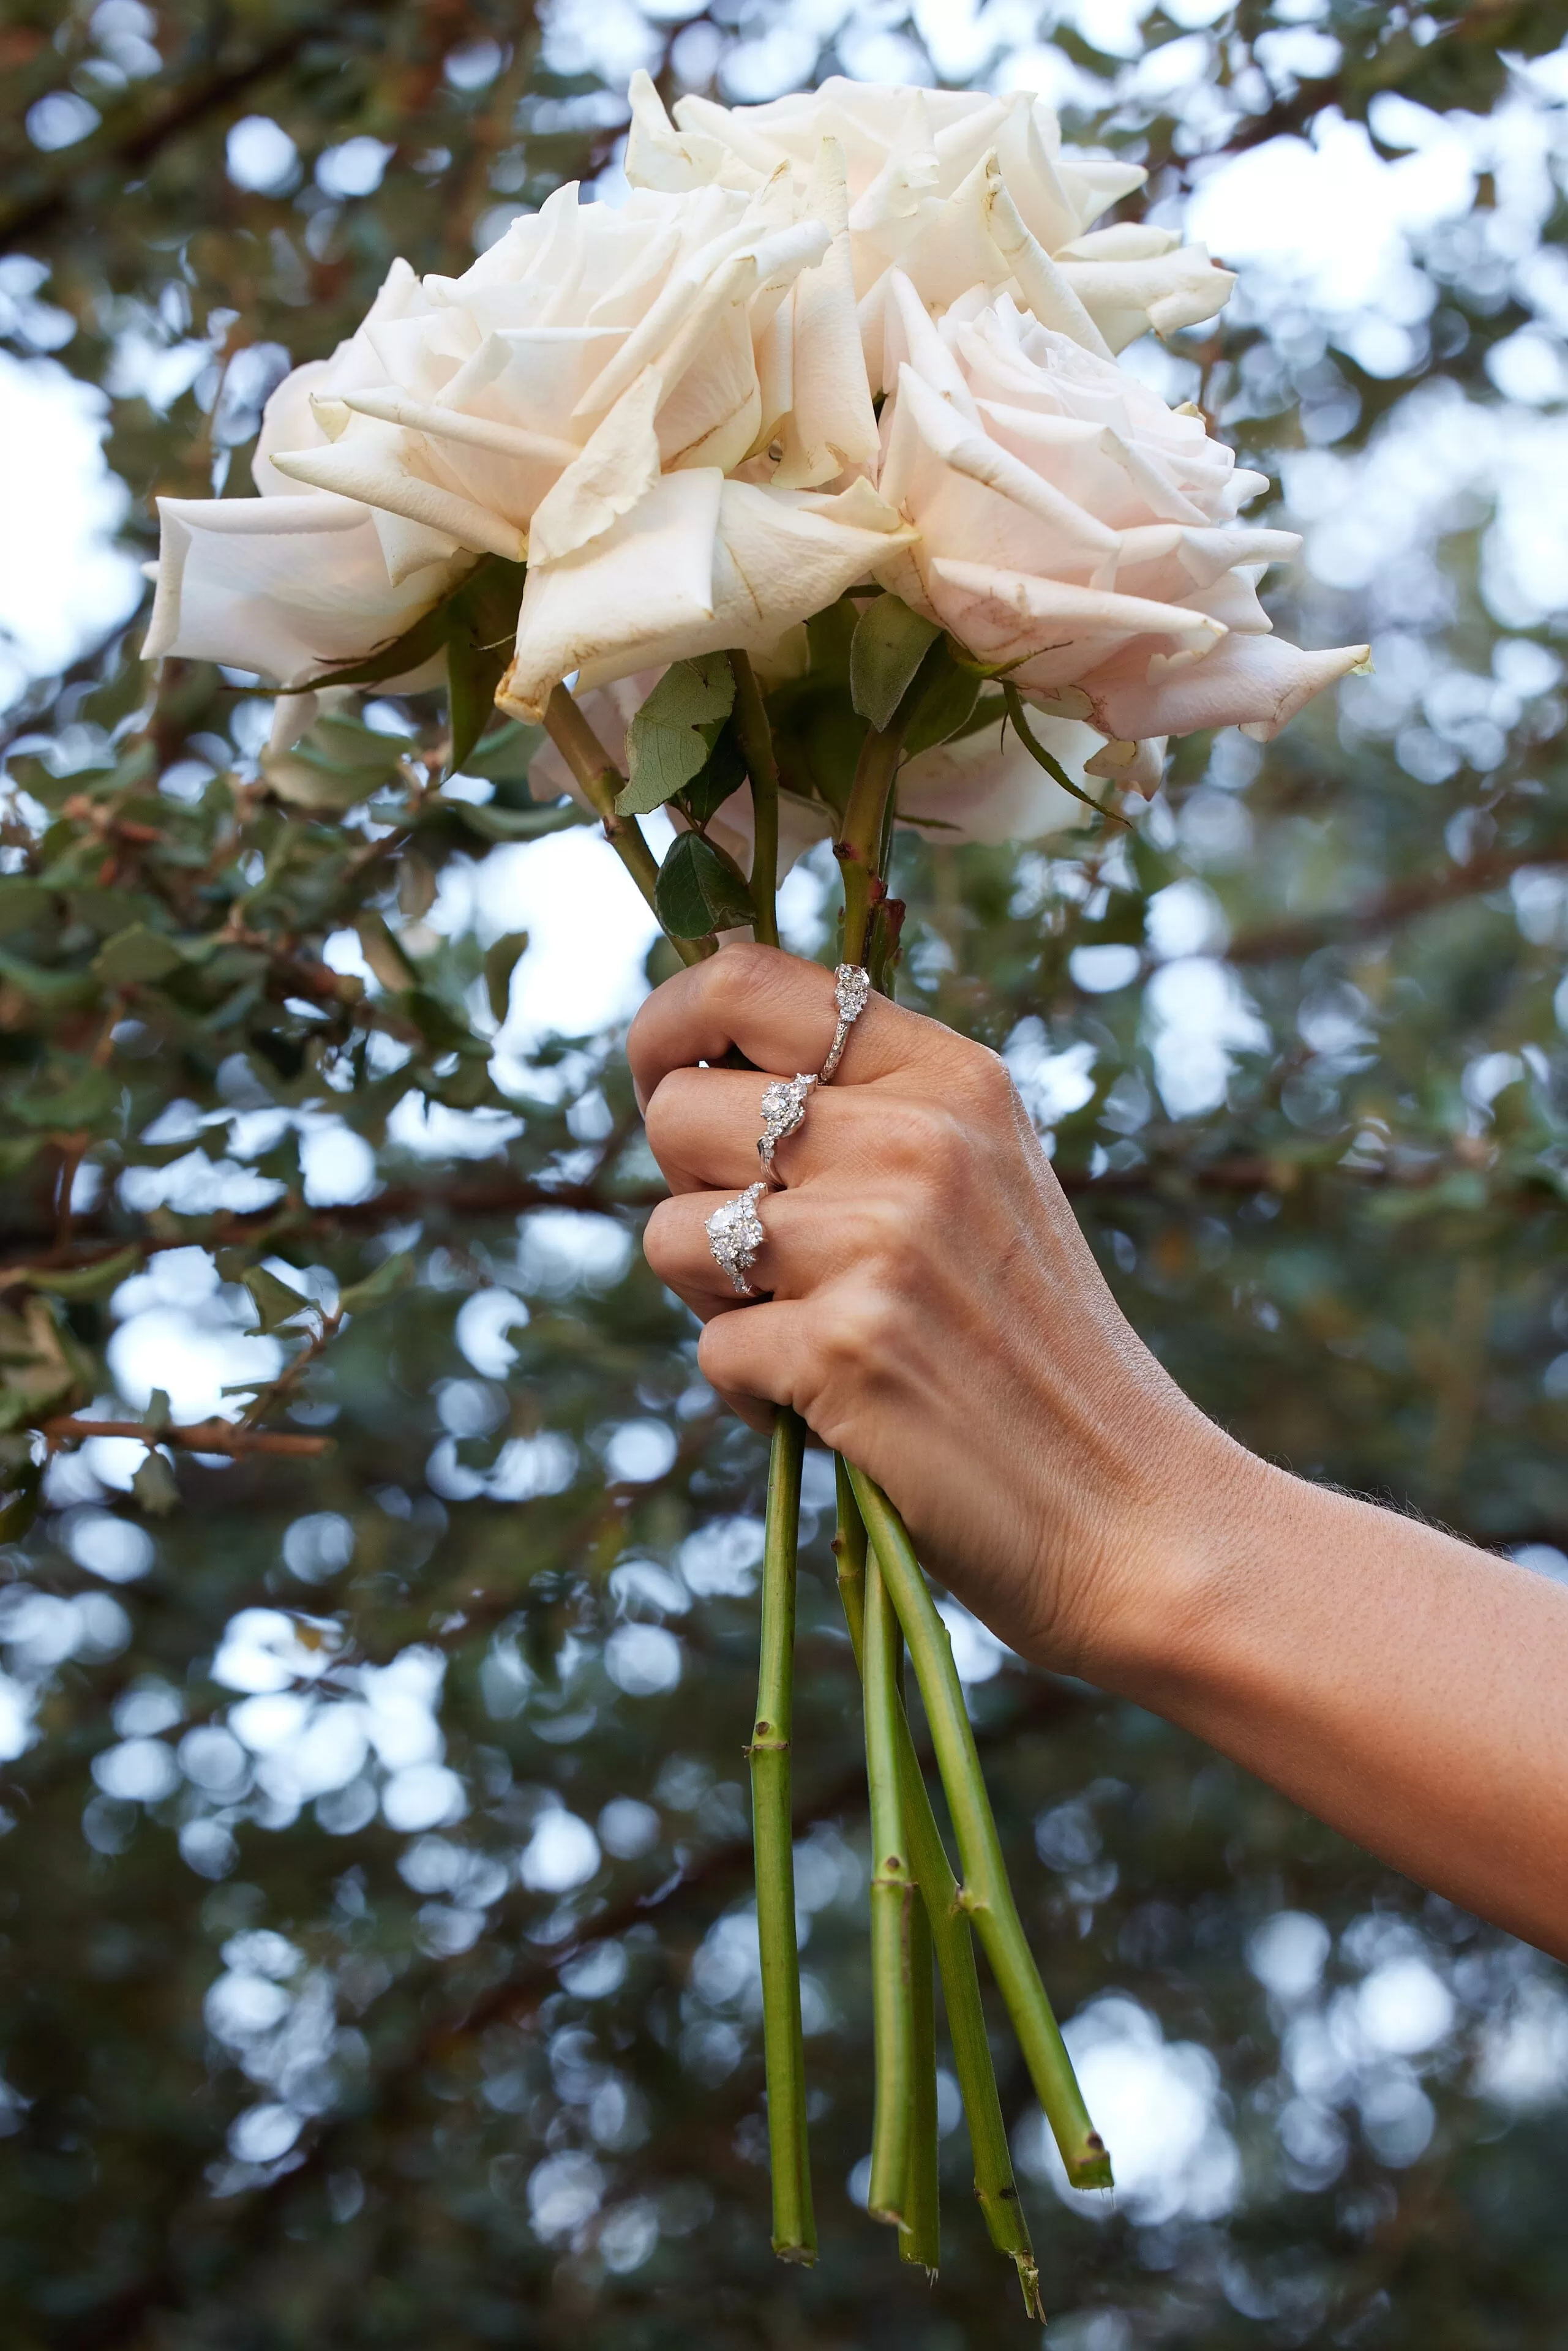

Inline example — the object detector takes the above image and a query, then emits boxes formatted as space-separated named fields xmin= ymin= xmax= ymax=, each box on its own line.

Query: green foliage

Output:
xmin=2 ymin=2 xmax=1568 ymax=2346
xmin=902 ymin=646 xmax=988 ymax=760
xmin=446 ymin=558 xmax=531 ymax=776
xmin=617 ymin=655 xmax=737 ymax=817
xmin=238 ymin=1264 xmax=312 ymax=1334
xmin=482 ymin=929 xmax=530 ymax=1024
xmin=654 ymin=829 xmax=757 ymax=937
xmin=849 ymin=593 xmax=941 ymax=732
xmin=263 ymin=709 xmax=412 ymax=814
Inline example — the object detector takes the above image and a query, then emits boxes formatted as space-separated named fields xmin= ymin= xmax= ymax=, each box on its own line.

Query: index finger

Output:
xmin=626 ymin=942 xmax=944 ymax=1112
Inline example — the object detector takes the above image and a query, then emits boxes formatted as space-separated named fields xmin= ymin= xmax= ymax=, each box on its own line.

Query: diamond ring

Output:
xmin=757 ymin=1072 xmax=816 ymax=1184
xmin=705 ymin=1180 xmax=768 ymax=1297
xmin=819 ymin=962 xmax=871 ymax=1084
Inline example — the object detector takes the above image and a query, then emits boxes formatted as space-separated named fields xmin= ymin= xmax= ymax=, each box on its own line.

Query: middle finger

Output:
xmin=645 ymin=1065 xmax=843 ymax=1195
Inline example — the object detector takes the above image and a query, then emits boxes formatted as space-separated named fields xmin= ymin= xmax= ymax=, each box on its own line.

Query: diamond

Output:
xmin=705 ymin=1180 xmax=768 ymax=1293
xmin=759 ymin=1073 xmax=814 ymax=1151
xmin=835 ymin=963 xmax=871 ymax=1021
xmin=819 ymin=963 xmax=872 ymax=1083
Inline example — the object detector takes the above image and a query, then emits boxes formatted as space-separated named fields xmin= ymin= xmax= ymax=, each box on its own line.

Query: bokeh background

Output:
xmin=6 ymin=2 xmax=1568 ymax=2344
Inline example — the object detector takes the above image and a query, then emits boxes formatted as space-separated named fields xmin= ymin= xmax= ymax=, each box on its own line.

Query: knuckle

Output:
xmin=641 ymin=1197 xmax=685 ymax=1277
xmin=964 ymin=1042 xmax=1017 ymax=1115
xmin=852 ymin=1192 xmax=917 ymax=1269
xmin=703 ymin=937 xmax=776 ymax=1013
xmin=696 ymin=1311 xmax=751 ymax=1389
xmin=641 ymin=1069 xmax=696 ymax=1162
xmin=879 ymin=1097 xmax=968 ymax=1181
xmin=820 ymin=1284 xmax=899 ymax=1380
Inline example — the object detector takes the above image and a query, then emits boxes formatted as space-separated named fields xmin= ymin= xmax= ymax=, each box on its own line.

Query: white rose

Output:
xmin=626 ymin=75 xmax=1235 ymax=376
xmin=872 ymin=276 xmax=1368 ymax=774
xmin=497 ymin=471 xmax=915 ymax=724
xmin=144 ymin=261 xmax=467 ymax=688
xmin=146 ymin=178 xmax=844 ymax=690
xmin=266 ymin=180 xmax=835 ymax=579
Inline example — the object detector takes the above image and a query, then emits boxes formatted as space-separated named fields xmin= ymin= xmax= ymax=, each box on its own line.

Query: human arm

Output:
xmin=629 ymin=943 xmax=1568 ymax=1963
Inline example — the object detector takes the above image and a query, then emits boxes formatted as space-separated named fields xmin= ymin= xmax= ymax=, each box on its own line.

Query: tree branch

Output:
xmin=41 ymin=1417 xmax=331 ymax=1457
xmin=1 ymin=8 xmax=400 ymax=252
xmin=1223 ymin=836 xmax=1568 ymax=968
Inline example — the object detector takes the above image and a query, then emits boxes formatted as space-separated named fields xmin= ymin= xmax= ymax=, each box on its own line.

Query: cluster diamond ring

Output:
xmin=705 ymin=1180 xmax=768 ymax=1297
xmin=757 ymin=1072 xmax=816 ymax=1183
xmin=820 ymin=962 xmax=871 ymax=1084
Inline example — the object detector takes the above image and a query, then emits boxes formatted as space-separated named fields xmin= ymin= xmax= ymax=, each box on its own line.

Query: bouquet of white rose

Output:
xmin=144 ymin=69 xmax=1366 ymax=2309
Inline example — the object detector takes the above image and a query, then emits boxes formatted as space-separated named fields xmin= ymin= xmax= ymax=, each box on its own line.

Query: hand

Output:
xmin=629 ymin=943 xmax=1251 ymax=1678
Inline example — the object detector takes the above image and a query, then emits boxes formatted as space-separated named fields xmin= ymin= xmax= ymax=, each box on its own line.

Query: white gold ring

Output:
xmin=819 ymin=962 xmax=871 ymax=1084
xmin=757 ymin=1071 xmax=816 ymax=1183
xmin=705 ymin=1180 xmax=768 ymax=1297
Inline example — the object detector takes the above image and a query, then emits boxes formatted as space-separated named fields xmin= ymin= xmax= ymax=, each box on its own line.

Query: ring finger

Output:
xmin=645 ymin=1185 xmax=830 ymax=1316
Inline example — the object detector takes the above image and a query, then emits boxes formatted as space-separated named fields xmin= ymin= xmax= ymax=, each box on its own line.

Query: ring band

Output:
xmin=706 ymin=1180 xmax=768 ymax=1296
xmin=819 ymin=962 xmax=871 ymax=1084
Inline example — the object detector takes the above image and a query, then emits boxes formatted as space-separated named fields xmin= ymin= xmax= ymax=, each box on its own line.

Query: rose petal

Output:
xmin=144 ymin=494 xmax=462 ymax=684
xmin=1082 ymin=631 xmax=1371 ymax=743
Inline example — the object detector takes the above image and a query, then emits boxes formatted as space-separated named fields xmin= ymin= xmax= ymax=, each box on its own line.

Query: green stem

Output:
xmin=838 ymin=716 xmax=906 ymax=966
xmin=865 ymin=1535 xmax=913 ymax=2227
xmin=728 ymin=650 xmax=779 ymax=949
xmin=899 ymin=1895 xmax=940 ymax=2273
xmin=846 ymin=1466 xmax=1112 ymax=2195
xmin=751 ymin=1409 xmax=816 ymax=2262
xmin=542 ymin=684 xmax=710 ymax=965
xmin=834 ymin=1466 xmax=1041 ymax=2315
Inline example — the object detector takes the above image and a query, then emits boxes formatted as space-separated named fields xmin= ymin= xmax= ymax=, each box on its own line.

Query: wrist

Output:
xmin=1054 ymin=1401 xmax=1279 ymax=1701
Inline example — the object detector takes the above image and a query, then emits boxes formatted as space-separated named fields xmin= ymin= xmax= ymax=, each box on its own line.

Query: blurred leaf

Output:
xmin=339 ymin=1251 xmax=415 ymax=1315
xmin=459 ymin=718 xmax=544 ymax=786
xmin=438 ymin=797 xmax=588 ymax=844
xmin=398 ymin=853 xmax=438 ymax=921
xmin=241 ymin=1265 xmax=311 ymax=1332
xmin=0 ymin=949 xmax=97 ymax=1009
xmin=404 ymin=989 xmax=475 ymax=1053
xmin=0 ymin=880 xmax=50 ymax=937
xmin=130 ymin=1449 xmax=180 ymax=1515
xmin=21 ymin=1247 xmax=141 ymax=1300
xmin=355 ymin=911 xmax=419 ymax=992
xmin=264 ymin=712 xmax=411 ymax=814
xmin=0 ymin=1295 xmax=91 ymax=1431
xmin=10 ymin=1070 xmax=117 ymax=1129
xmin=0 ymin=1449 xmax=42 ymax=1544
xmin=92 ymin=924 xmax=186 ymax=984
xmin=484 ymin=930 xmax=529 ymax=1024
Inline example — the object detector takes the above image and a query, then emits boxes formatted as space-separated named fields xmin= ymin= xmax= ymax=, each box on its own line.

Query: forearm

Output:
xmin=1089 ymin=1442 xmax=1568 ymax=1960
